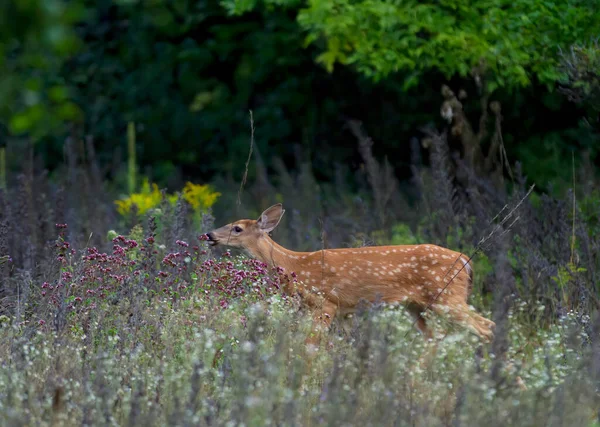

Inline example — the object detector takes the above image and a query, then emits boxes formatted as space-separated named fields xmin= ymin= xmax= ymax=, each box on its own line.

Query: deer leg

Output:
xmin=438 ymin=303 xmax=494 ymax=342
xmin=469 ymin=311 xmax=496 ymax=341
xmin=405 ymin=303 xmax=439 ymax=375
xmin=406 ymin=303 xmax=433 ymax=340
xmin=471 ymin=311 xmax=496 ymax=329
xmin=305 ymin=300 xmax=338 ymax=351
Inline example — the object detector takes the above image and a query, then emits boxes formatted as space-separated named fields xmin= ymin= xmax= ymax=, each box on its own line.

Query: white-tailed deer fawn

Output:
xmin=206 ymin=204 xmax=495 ymax=345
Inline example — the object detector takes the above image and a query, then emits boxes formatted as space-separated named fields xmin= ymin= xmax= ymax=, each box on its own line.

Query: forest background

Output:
xmin=1 ymin=0 xmax=599 ymax=198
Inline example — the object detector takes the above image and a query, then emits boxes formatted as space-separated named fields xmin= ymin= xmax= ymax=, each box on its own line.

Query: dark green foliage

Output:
xmin=1 ymin=0 xmax=598 ymax=190
xmin=0 ymin=0 xmax=84 ymax=139
xmin=559 ymin=40 xmax=600 ymax=130
xmin=224 ymin=0 xmax=600 ymax=89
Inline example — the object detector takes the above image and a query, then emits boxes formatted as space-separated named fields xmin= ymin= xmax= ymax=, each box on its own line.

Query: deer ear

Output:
xmin=257 ymin=204 xmax=285 ymax=233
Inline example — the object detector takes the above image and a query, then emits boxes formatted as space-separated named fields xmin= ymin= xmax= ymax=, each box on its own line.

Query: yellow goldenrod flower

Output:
xmin=115 ymin=179 xmax=220 ymax=217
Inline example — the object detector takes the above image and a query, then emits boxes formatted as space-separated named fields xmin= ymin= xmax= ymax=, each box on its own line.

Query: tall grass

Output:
xmin=0 ymin=114 xmax=599 ymax=425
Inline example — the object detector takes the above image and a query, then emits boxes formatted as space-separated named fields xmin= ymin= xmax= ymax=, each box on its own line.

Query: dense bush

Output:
xmin=1 ymin=0 xmax=598 ymax=188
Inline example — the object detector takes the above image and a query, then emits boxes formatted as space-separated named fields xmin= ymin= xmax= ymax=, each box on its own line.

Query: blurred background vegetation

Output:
xmin=1 ymin=0 xmax=598 ymax=199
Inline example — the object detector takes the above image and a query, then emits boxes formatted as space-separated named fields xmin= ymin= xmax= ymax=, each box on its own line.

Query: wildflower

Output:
xmin=114 ymin=179 xmax=165 ymax=216
xmin=181 ymin=182 xmax=221 ymax=212
xmin=112 ymin=245 xmax=126 ymax=256
xmin=114 ymin=179 xmax=220 ymax=217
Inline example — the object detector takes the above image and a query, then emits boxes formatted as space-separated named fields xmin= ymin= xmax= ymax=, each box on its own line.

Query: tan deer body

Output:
xmin=207 ymin=204 xmax=495 ymax=344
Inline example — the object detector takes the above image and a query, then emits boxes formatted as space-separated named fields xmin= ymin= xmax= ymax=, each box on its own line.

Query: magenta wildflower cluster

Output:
xmin=38 ymin=226 xmax=297 ymax=328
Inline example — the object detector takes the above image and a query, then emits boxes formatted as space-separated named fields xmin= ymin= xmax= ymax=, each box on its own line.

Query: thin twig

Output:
xmin=319 ymin=216 xmax=326 ymax=292
xmin=405 ymin=184 xmax=535 ymax=338
xmin=490 ymin=204 xmax=508 ymax=225
xmin=237 ymin=110 xmax=254 ymax=209
xmin=570 ymin=152 xmax=576 ymax=265
xmin=220 ymin=110 xmax=255 ymax=250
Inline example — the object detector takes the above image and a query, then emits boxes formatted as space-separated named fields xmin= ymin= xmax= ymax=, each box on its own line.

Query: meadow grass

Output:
xmin=1 ymin=244 xmax=597 ymax=426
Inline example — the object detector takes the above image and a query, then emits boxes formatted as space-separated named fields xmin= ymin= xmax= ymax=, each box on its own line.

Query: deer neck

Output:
xmin=248 ymin=233 xmax=301 ymax=271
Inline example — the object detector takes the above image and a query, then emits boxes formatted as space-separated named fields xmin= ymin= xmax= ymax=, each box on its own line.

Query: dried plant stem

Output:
xmin=0 ymin=147 xmax=6 ymax=190
xmin=319 ymin=216 xmax=326 ymax=297
xmin=570 ymin=152 xmax=576 ymax=265
xmin=127 ymin=122 xmax=136 ymax=194
xmin=237 ymin=110 xmax=254 ymax=209
xmin=347 ymin=119 xmax=397 ymax=228
xmin=407 ymin=184 xmax=536 ymax=338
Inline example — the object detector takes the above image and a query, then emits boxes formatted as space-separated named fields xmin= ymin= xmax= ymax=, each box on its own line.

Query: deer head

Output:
xmin=206 ymin=204 xmax=285 ymax=252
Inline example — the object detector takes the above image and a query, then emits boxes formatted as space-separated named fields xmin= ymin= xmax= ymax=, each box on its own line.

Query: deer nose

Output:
xmin=207 ymin=232 xmax=215 ymax=241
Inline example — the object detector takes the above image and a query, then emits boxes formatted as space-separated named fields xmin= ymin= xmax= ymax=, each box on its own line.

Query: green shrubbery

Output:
xmin=1 ymin=0 xmax=598 ymax=189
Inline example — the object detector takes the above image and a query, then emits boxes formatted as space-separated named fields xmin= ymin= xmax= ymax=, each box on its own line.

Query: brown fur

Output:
xmin=207 ymin=204 xmax=495 ymax=346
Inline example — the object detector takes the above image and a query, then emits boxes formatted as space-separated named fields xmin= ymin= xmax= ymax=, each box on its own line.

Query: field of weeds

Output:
xmin=1 ymin=131 xmax=599 ymax=426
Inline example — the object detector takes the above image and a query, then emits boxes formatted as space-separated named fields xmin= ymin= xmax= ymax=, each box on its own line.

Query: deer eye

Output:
xmin=233 ymin=226 xmax=243 ymax=233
